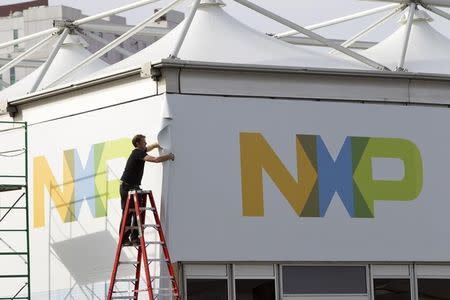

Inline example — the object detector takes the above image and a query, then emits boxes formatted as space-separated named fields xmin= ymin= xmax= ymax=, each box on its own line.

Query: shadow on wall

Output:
xmin=51 ymin=231 xmax=133 ymax=285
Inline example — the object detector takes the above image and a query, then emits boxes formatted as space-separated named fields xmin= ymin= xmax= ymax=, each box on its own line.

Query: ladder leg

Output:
xmin=148 ymin=191 xmax=181 ymax=299
xmin=133 ymin=193 xmax=147 ymax=299
xmin=134 ymin=192 xmax=155 ymax=300
xmin=107 ymin=193 xmax=133 ymax=300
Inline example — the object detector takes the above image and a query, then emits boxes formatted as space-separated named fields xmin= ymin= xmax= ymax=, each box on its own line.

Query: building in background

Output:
xmin=0 ymin=0 xmax=184 ymax=87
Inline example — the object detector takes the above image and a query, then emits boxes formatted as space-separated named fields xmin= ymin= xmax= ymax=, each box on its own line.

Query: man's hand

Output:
xmin=168 ymin=153 xmax=175 ymax=161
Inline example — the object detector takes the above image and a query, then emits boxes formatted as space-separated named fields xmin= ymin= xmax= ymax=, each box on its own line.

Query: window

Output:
xmin=418 ymin=279 xmax=450 ymax=299
xmin=282 ymin=265 xmax=367 ymax=295
xmin=13 ymin=29 xmax=18 ymax=50
xmin=10 ymin=67 xmax=16 ymax=84
xmin=236 ymin=279 xmax=275 ymax=300
xmin=373 ymin=279 xmax=411 ymax=300
xmin=186 ymin=279 xmax=228 ymax=300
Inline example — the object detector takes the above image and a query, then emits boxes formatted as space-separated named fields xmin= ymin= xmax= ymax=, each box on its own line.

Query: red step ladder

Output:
xmin=107 ymin=190 xmax=181 ymax=300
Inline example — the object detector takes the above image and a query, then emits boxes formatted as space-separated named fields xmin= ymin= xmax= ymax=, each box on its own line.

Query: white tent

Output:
xmin=360 ymin=8 xmax=450 ymax=73
xmin=0 ymin=34 xmax=109 ymax=101
xmin=93 ymin=0 xmax=366 ymax=79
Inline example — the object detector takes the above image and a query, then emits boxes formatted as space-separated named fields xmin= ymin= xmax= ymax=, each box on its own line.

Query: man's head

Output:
xmin=132 ymin=134 xmax=147 ymax=150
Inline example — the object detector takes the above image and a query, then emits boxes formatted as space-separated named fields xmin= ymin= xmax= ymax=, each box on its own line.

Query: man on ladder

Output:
xmin=120 ymin=134 xmax=174 ymax=246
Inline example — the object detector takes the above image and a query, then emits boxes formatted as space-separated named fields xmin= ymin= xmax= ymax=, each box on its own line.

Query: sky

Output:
xmin=4 ymin=0 xmax=450 ymax=41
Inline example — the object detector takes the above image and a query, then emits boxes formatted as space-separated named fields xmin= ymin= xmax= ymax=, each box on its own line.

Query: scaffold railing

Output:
xmin=0 ymin=121 xmax=30 ymax=300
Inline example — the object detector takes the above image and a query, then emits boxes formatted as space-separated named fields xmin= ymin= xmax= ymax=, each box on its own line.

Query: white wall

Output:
xmin=163 ymin=94 xmax=450 ymax=262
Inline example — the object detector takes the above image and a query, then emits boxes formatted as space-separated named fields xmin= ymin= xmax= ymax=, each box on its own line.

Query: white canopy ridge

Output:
xmin=0 ymin=34 xmax=109 ymax=101
xmin=91 ymin=0 xmax=370 ymax=80
xmin=360 ymin=8 xmax=450 ymax=73
xmin=362 ymin=0 xmax=450 ymax=8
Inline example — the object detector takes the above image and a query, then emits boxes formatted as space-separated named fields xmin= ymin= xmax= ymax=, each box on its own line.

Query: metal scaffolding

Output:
xmin=0 ymin=121 xmax=30 ymax=300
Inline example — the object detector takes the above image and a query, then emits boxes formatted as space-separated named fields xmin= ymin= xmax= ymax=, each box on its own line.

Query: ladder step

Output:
xmin=111 ymin=296 xmax=135 ymax=299
xmin=115 ymin=278 xmax=137 ymax=282
xmin=146 ymin=241 xmax=165 ymax=245
xmin=148 ymin=258 xmax=169 ymax=263
xmin=152 ymin=276 xmax=174 ymax=280
xmin=125 ymin=224 xmax=159 ymax=230
xmin=129 ymin=207 xmax=156 ymax=212
xmin=155 ymin=293 xmax=179 ymax=298
xmin=119 ymin=261 xmax=138 ymax=265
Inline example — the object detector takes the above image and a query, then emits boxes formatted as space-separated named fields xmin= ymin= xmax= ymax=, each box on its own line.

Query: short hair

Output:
xmin=132 ymin=134 xmax=146 ymax=147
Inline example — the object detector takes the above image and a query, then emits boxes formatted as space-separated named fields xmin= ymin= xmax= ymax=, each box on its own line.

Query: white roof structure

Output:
xmin=0 ymin=34 xmax=108 ymax=101
xmin=359 ymin=9 xmax=450 ymax=73
xmin=92 ymin=0 xmax=366 ymax=79
xmin=1 ymin=0 xmax=450 ymax=106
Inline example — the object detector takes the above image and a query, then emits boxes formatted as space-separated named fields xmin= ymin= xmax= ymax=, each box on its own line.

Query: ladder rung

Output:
xmin=125 ymin=224 xmax=159 ymax=230
xmin=0 ymin=207 xmax=26 ymax=210
xmin=152 ymin=276 xmax=173 ymax=280
xmin=111 ymin=296 xmax=135 ymax=299
xmin=116 ymin=278 xmax=137 ymax=282
xmin=129 ymin=207 xmax=156 ymax=212
xmin=155 ymin=293 xmax=179 ymax=297
xmin=146 ymin=241 xmax=165 ymax=245
xmin=119 ymin=261 xmax=138 ymax=265
xmin=148 ymin=258 xmax=169 ymax=263
xmin=153 ymin=288 xmax=174 ymax=291
xmin=0 ymin=274 xmax=28 ymax=278
xmin=0 ymin=252 xmax=28 ymax=255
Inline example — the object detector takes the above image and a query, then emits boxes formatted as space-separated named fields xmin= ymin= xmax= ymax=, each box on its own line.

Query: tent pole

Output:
xmin=275 ymin=3 xmax=399 ymax=38
xmin=79 ymin=30 xmax=133 ymax=57
xmin=46 ymin=0 xmax=185 ymax=89
xmin=170 ymin=0 xmax=201 ymax=58
xmin=422 ymin=4 xmax=450 ymax=21
xmin=30 ymin=29 xmax=70 ymax=93
xmin=330 ymin=5 xmax=406 ymax=54
xmin=0 ymin=34 xmax=55 ymax=75
xmin=233 ymin=0 xmax=390 ymax=71
xmin=397 ymin=3 xmax=416 ymax=71
xmin=73 ymin=0 xmax=161 ymax=26
xmin=0 ymin=28 xmax=58 ymax=50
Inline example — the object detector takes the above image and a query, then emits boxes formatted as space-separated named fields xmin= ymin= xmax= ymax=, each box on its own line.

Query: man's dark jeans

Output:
xmin=119 ymin=183 xmax=143 ymax=242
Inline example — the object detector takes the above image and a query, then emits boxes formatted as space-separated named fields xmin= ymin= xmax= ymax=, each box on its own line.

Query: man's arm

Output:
xmin=144 ymin=153 xmax=175 ymax=163
xmin=146 ymin=142 xmax=161 ymax=152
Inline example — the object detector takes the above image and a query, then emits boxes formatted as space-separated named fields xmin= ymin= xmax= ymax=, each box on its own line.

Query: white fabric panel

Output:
xmin=234 ymin=264 xmax=275 ymax=278
xmin=184 ymin=264 xmax=228 ymax=277
xmin=371 ymin=265 xmax=410 ymax=277
xmin=416 ymin=265 xmax=450 ymax=277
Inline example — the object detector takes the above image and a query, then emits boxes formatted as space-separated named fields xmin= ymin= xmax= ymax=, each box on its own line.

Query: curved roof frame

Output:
xmin=0 ymin=0 xmax=394 ymax=93
xmin=276 ymin=0 xmax=450 ymax=71
xmin=3 ymin=0 xmax=449 ymax=92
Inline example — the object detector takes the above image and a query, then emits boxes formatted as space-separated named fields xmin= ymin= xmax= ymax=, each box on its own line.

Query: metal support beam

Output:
xmin=79 ymin=23 xmax=170 ymax=39
xmin=79 ymin=30 xmax=133 ymax=57
xmin=233 ymin=0 xmax=390 ymax=71
xmin=30 ymin=29 xmax=70 ymax=93
xmin=397 ymin=3 xmax=416 ymax=71
xmin=0 ymin=34 xmax=55 ymax=76
xmin=170 ymin=0 xmax=201 ymax=58
xmin=422 ymin=4 xmax=450 ymax=20
xmin=275 ymin=3 xmax=399 ymax=38
xmin=46 ymin=0 xmax=184 ymax=88
xmin=330 ymin=5 xmax=406 ymax=54
xmin=0 ymin=28 xmax=58 ymax=50
xmin=73 ymin=0 xmax=161 ymax=26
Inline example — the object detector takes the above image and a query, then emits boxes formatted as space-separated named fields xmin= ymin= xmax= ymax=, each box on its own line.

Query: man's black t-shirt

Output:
xmin=121 ymin=149 xmax=147 ymax=186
